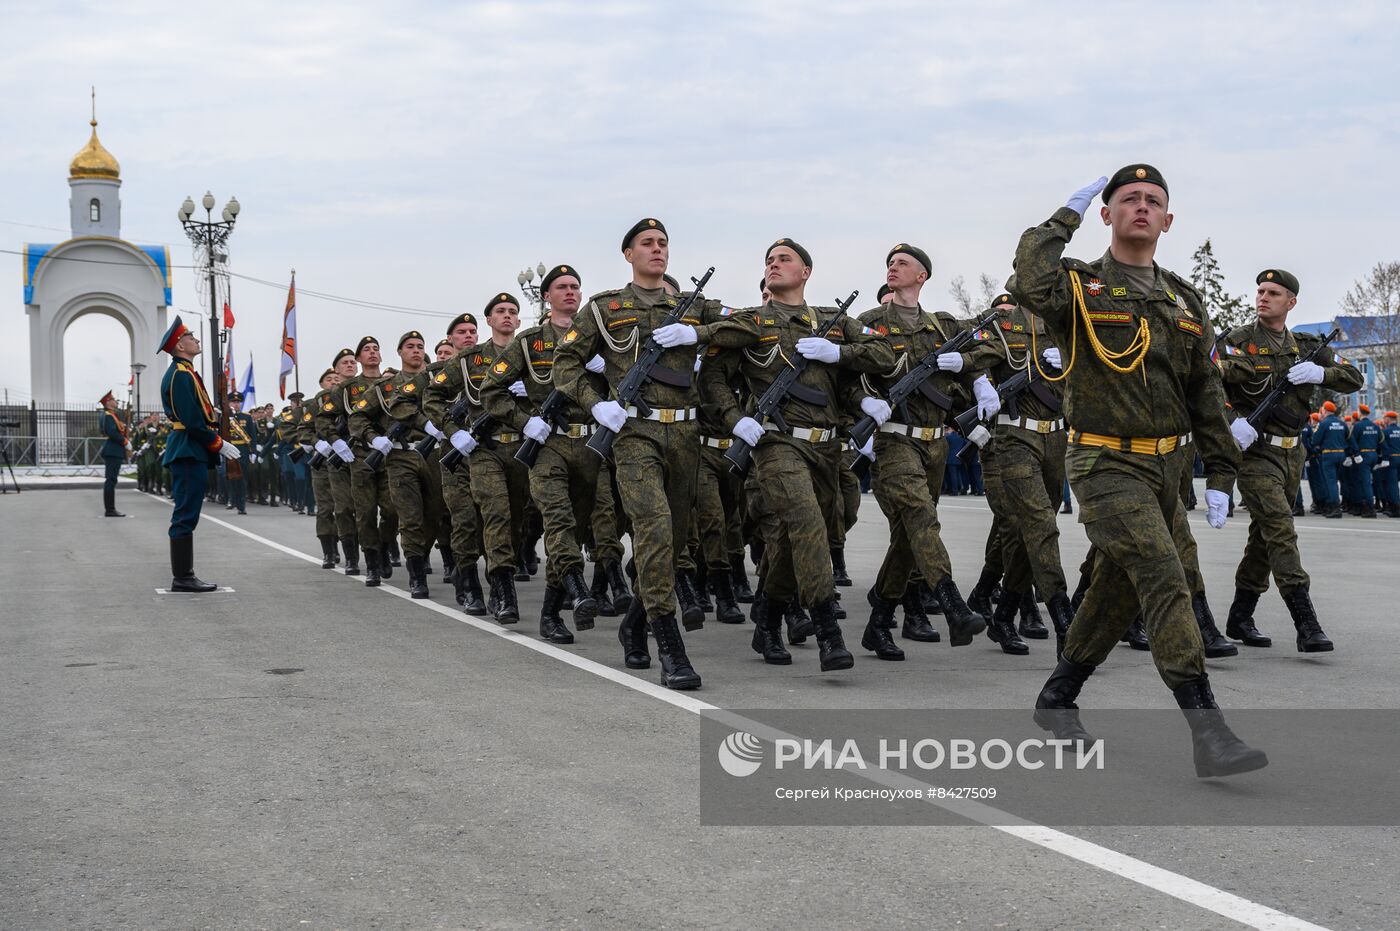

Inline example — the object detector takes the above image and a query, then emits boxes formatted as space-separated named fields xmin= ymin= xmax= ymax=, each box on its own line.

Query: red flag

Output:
xmin=127 ymin=374 xmax=133 ymax=386
xmin=223 ymin=301 xmax=235 ymax=328
xmin=278 ymin=275 xmax=297 ymax=399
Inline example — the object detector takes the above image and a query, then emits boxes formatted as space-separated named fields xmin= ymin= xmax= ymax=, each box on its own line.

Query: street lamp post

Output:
xmin=131 ymin=362 xmax=146 ymax=422
xmin=177 ymin=192 xmax=240 ymax=389
xmin=517 ymin=261 xmax=548 ymax=322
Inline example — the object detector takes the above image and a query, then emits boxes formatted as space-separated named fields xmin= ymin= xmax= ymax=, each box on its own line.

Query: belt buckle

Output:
xmin=917 ymin=426 xmax=934 ymax=442
xmin=659 ymin=409 xmax=676 ymax=424
xmin=717 ymin=438 xmax=731 ymax=450
xmin=1037 ymin=420 xmax=1052 ymax=434
xmin=567 ymin=424 xmax=582 ymax=438
xmin=808 ymin=427 xmax=825 ymax=443
xmin=1282 ymin=436 xmax=1297 ymax=449
xmin=1157 ymin=436 xmax=1174 ymax=454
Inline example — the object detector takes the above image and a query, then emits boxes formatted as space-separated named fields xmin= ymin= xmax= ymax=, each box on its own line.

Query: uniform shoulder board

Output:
xmin=516 ymin=324 xmax=543 ymax=341
xmin=1165 ymin=269 xmax=1201 ymax=301
xmin=586 ymin=288 xmax=625 ymax=305
xmin=1063 ymin=257 xmax=1097 ymax=274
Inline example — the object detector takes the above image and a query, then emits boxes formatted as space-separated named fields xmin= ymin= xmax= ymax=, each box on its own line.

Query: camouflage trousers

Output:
xmin=469 ymin=440 xmax=529 ymax=573
xmin=751 ymin=435 xmax=840 ymax=607
xmin=1064 ymin=443 xmax=1204 ymax=690
xmin=350 ymin=456 xmax=398 ymax=551
xmin=588 ymin=464 xmax=626 ymax=565
xmin=529 ymin=431 xmax=603 ymax=585
xmin=441 ymin=460 xmax=482 ymax=566
xmin=696 ymin=440 xmax=745 ymax=572
xmin=829 ymin=446 xmax=863 ymax=548
xmin=981 ymin=426 xmax=1068 ymax=598
xmin=613 ymin=418 xmax=698 ymax=618
xmin=1235 ymin=441 xmax=1309 ymax=596
xmin=329 ymin=464 xmax=357 ymax=540
xmin=387 ymin=448 xmax=444 ymax=558
xmin=871 ymin=434 xmax=952 ymax=601
xmin=310 ymin=466 xmax=337 ymax=537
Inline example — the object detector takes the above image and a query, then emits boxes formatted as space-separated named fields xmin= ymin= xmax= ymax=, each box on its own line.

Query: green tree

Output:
xmin=1189 ymin=238 xmax=1252 ymax=332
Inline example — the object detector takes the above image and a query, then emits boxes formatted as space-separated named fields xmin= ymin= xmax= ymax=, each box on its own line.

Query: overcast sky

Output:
xmin=4 ymin=0 xmax=1398 ymax=407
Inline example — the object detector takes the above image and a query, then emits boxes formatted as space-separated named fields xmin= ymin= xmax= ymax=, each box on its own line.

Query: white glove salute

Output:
xmin=332 ymin=438 xmax=355 ymax=462
xmin=653 ymin=323 xmax=697 ymax=348
xmin=795 ymin=337 xmax=840 ymax=364
xmin=1042 ymin=347 xmax=1062 ymax=369
xmin=424 ymin=420 xmax=446 ymax=441
xmin=1204 ymin=489 xmax=1230 ymax=529
xmin=936 ymin=352 xmax=964 ymax=373
xmin=732 ymin=417 xmax=766 ymax=447
xmin=1066 ymin=176 xmax=1110 ymax=216
xmin=523 ymin=416 xmax=552 ymax=444
xmin=1286 ymin=361 xmax=1325 ymax=385
xmin=370 ymin=435 xmax=393 ymax=455
xmin=585 ymin=354 xmax=606 ymax=374
xmin=859 ymin=396 xmax=891 ymax=426
xmin=1230 ymin=418 xmax=1258 ymax=451
xmin=973 ymin=374 xmax=1001 ymax=420
xmin=591 ymin=400 xmax=627 ymax=433
xmin=450 ymin=430 xmax=477 ymax=456
xmin=508 ymin=380 xmax=528 ymax=397
xmin=218 ymin=442 xmax=242 ymax=461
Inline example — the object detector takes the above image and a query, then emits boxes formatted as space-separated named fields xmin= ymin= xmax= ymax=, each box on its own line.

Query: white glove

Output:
xmin=1066 ymin=176 xmax=1110 ymax=216
xmin=1375 ymin=462 xmax=1386 ymax=471
xmin=508 ymin=380 xmax=528 ymax=397
xmin=314 ymin=439 xmax=332 ymax=456
xmin=1343 ymin=457 xmax=1355 ymax=468
xmin=936 ymin=351 xmax=964 ymax=373
xmin=859 ymin=397 xmax=892 ymax=426
xmin=733 ymin=416 xmax=766 ymax=447
xmin=694 ymin=354 xmax=703 ymax=373
xmin=796 ymin=337 xmax=841 ymax=364
xmin=424 ymin=420 xmax=446 ymax=441
xmin=1286 ymin=361 xmax=1324 ymax=385
xmin=585 ymin=354 xmax=606 ymax=374
xmin=248 ymin=454 xmax=259 ymax=464
xmin=591 ymin=400 xmax=628 ymax=433
xmin=523 ymin=416 xmax=552 ymax=444
xmin=973 ymin=374 xmax=1001 ymax=420
xmin=219 ymin=442 xmax=242 ymax=461
xmin=300 ymin=443 xmax=314 ymax=454
xmin=1230 ymin=418 xmax=1258 ymax=451
xmin=450 ymin=430 xmax=478 ymax=456
xmin=1042 ymin=347 xmax=1062 ymax=369
xmin=857 ymin=437 xmax=875 ymax=461
xmin=967 ymin=423 xmax=992 ymax=448
xmin=653 ymin=323 xmax=698 ymax=347
xmin=1204 ymin=489 xmax=1230 ymax=529
xmin=255 ymin=444 xmax=264 ymax=454
xmin=332 ymin=438 xmax=354 ymax=462
xmin=371 ymin=436 xmax=393 ymax=455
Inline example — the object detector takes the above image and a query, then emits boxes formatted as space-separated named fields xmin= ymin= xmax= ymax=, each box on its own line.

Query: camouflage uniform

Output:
xmin=344 ymin=374 xmax=399 ymax=567
xmin=300 ymin=392 xmax=337 ymax=537
xmin=383 ymin=368 xmax=445 ymax=563
xmin=312 ymin=385 xmax=358 ymax=542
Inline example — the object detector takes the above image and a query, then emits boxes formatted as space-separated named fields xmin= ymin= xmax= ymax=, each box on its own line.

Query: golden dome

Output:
xmin=70 ymin=118 xmax=120 ymax=180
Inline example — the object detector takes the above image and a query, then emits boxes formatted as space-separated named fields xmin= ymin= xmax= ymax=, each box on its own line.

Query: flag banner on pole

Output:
xmin=225 ymin=327 xmax=235 ymax=389
xmin=223 ymin=301 xmax=236 ymax=329
xmin=279 ymin=274 xmax=297 ymax=399
xmin=241 ymin=353 xmax=256 ymax=407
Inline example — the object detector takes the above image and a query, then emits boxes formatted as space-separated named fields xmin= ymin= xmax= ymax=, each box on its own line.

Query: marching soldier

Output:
xmin=431 ymin=315 xmax=488 ymax=614
xmin=305 ymin=369 xmax=343 ymax=567
xmin=343 ymin=337 xmax=399 ymax=585
xmin=1014 ymin=165 xmax=1265 ymax=777
xmin=1219 ymin=268 xmax=1360 ymax=652
xmin=382 ymin=331 xmax=447 ymax=598
xmin=225 ymin=391 xmax=255 ymax=515
xmin=156 ymin=315 xmax=241 ymax=591
xmin=98 ymin=389 xmax=128 ymax=517
xmin=315 ymin=350 xmax=362 ymax=574
xmin=276 ymin=398 xmax=302 ymax=512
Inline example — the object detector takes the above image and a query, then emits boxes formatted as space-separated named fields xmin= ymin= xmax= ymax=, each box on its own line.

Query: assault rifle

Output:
xmin=953 ymin=362 xmax=1062 ymax=465
xmin=723 ymin=291 xmax=858 ymax=476
xmin=514 ymin=389 xmax=569 ymax=468
xmin=440 ymin=410 xmax=499 ymax=474
xmin=586 ymin=266 xmax=716 ymax=461
xmin=1245 ymin=328 xmax=1341 ymax=432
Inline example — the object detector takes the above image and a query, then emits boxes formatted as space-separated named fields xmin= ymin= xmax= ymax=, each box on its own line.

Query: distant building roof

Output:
xmin=1293 ymin=314 xmax=1398 ymax=349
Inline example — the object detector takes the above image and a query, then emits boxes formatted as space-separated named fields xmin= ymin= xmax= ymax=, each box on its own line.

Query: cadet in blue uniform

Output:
xmin=98 ymin=389 xmax=128 ymax=517
xmin=1308 ymin=401 xmax=1348 ymax=518
xmin=158 ymin=315 xmax=241 ymax=591
xmin=1377 ymin=411 xmax=1400 ymax=517
xmin=224 ymin=391 xmax=256 ymax=515
xmin=1349 ymin=405 xmax=1382 ymax=517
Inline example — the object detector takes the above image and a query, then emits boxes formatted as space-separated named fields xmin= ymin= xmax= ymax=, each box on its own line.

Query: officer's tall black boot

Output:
xmin=861 ymin=590 xmax=904 ymax=661
xmin=784 ymin=599 xmax=813 ymax=643
xmin=1282 ymin=587 xmax=1334 ymax=652
xmin=900 ymin=582 xmax=940 ymax=642
xmin=589 ymin=563 xmax=617 ymax=617
xmin=379 ymin=545 xmax=394 ymax=580
xmin=169 ymin=536 xmax=217 ymax=593
xmin=675 ymin=570 xmax=705 ymax=631
xmin=103 ymin=487 xmax=125 ymax=517
xmin=562 ymin=567 xmax=597 ymax=631
xmin=1122 ymin=615 xmax=1150 ymax=650
xmin=966 ymin=565 xmax=1000 ymax=618
xmin=830 ymin=546 xmax=852 ymax=586
xmin=460 ymin=562 xmax=487 ymax=615
xmin=710 ymin=569 xmax=746 ymax=624
xmin=341 ymin=537 xmax=361 ymax=576
xmin=919 ymin=578 xmax=943 ymax=615
xmin=750 ymin=592 xmax=792 ymax=665
xmin=1046 ymin=591 xmax=1075 ymax=660
xmin=1018 ymin=592 xmax=1049 ymax=639
xmin=406 ymin=555 xmax=430 ymax=599
xmin=439 ymin=545 xmax=455 ymax=584
xmin=387 ymin=539 xmax=401 ymax=569
xmin=1225 ymin=588 xmax=1270 ymax=646
xmin=617 ymin=596 xmax=651 ymax=669
xmin=363 ymin=549 xmax=382 ymax=587
xmin=693 ymin=564 xmax=714 ymax=613
xmin=650 ymin=613 xmax=702 ymax=689
xmin=934 ymin=576 xmax=986 ymax=647
xmin=986 ymin=593 xmax=1030 ymax=655
xmin=1193 ymin=591 xmax=1238 ymax=657
xmin=606 ymin=561 xmax=632 ymax=614
xmin=318 ymin=535 xmax=337 ymax=569
xmin=1034 ymin=657 xmax=1096 ymax=743
xmin=731 ymin=556 xmax=755 ymax=603
xmin=1172 ymin=675 xmax=1269 ymax=778
xmin=488 ymin=567 xmax=519 ymax=624
xmin=539 ymin=584 xmax=575 ymax=644
xmin=810 ymin=597 xmax=854 ymax=672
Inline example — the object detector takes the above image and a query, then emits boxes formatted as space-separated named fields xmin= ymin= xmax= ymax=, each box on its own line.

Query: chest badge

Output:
xmin=1086 ymin=278 xmax=1104 ymax=296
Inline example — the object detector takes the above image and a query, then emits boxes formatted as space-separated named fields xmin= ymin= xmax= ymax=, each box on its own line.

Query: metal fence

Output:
xmin=0 ymin=402 xmax=117 ymax=466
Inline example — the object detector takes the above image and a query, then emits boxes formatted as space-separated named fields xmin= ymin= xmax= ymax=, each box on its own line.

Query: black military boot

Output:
xmin=831 ymin=546 xmax=853 ymax=586
xmin=810 ymin=597 xmax=854 ymax=672
xmin=169 ymin=536 xmax=217 ymax=593
xmin=900 ymin=583 xmax=941 ymax=642
xmin=1361 ymin=503 xmax=1378 ymax=518
xmin=1033 ymin=658 xmax=1097 ymax=743
xmin=1281 ymin=587 xmax=1334 ymax=652
xmin=317 ymin=535 xmax=336 ymax=569
xmin=1292 ymin=499 xmax=1305 ymax=516
xmin=379 ymin=546 xmax=394 ymax=580
xmin=710 ymin=570 xmax=746 ymax=624
xmin=784 ymin=599 xmax=813 ymax=644
xmin=861 ymin=591 xmax=904 ymax=660
xmin=833 ymin=590 xmax=846 ymax=620
xmin=1122 ymin=615 xmax=1150 ymax=650
xmin=513 ymin=554 xmax=531 ymax=583
xmin=103 ymin=487 xmax=125 ymax=517
xmin=539 ymin=585 xmax=575 ymax=644
xmin=1193 ymin=592 xmax=1238 ymax=658
xmin=617 ymin=597 xmax=651 ymax=669
xmin=986 ymin=594 xmax=1030 ymax=655
xmin=605 ymin=561 xmax=632 ymax=614
xmin=460 ymin=563 xmax=487 ymax=615
xmin=1018 ymin=592 xmax=1049 ymax=639
xmin=590 ymin=563 xmax=617 ymax=617
xmin=387 ymin=540 xmax=402 ymax=569
xmin=439 ymin=545 xmax=455 ymax=585
xmin=406 ymin=555 xmax=430 ymax=599
xmin=488 ymin=567 xmax=519 ymax=624
xmin=562 ymin=568 xmax=597 ymax=631
xmin=1046 ymin=591 xmax=1075 ymax=661
xmin=363 ymin=550 xmax=382 ymax=587
xmin=1224 ymin=588 xmax=1270 ymax=647
xmin=650 ymin=613 xmax=702 ymax=690
xmin=966 ymin=565 xmax=999 ymax=618
xmin=675 ymin=570 xmax=705 ymax=631
xmin=451 ymin=565 xmax=468 ymax=607
xmin=919 ymin=579 xmax=943 ymax=615
xmin=731 ymin=556 xmax=755 ymax=603
xmin=750 ymin=593 xmax=792 ymax=666
xmin=934 ymin=576 xmax=986 ymax=647
xmin=1172 ymin=675 xmax=1269 ymax=778
xmin=692 ymin=564 xmax=714 ymax=614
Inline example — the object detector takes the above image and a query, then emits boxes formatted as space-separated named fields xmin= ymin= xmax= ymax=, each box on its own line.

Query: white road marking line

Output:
xmin=139 ymin=493 xmax=1332 ymax=931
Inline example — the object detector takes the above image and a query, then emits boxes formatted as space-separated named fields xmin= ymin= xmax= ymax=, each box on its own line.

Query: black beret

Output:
xmin=766 ymin=237 xmax=812 ymax=268
xmin=990 ymin=292 xmax=1015 ymax=309
xmin=435 ymin=338 xmax=453 ymax=351
xmin=1256 ymin=268 xmax=1300 ymax=295
xmin=886 ymin=243 xmax=932 ymax=276
xmin=397 ymin=330 xmax=424 ymax=350
xmin=621 ymin=217 xmax=666 ymax=251
xmin=446 ymin=312 xmax=477 ymax=334
xmin=355 ymin=336 xmax=379 ymax=357
xmin=333 ymin=347 xmax=355 ymax=366
xmin=318 ymin=368 xmax=336 ymax=383
xmin=540 ymin=264 xmax=580 ymax=293
xmin=876 ymin=283 xmax=893 ymax=301
xmin=759 ymin=277 xmax=770 ymax=298
xmin=483 ymin=292 xmax=520 ymax=316
xmin=1103 ymin=164 xmax=1168 ymax=204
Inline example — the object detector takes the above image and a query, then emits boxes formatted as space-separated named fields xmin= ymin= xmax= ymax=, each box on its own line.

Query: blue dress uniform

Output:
xmin=98 ymin=392 xmax=128 ymax=517
xmin=158 ymin=315 xmax=228 ymax=591
xmin=1378 ymin=415 xmax=1400 ymax=516
xmin=1351 ymin=411 xmax=1382 ymax=517
xmin=225 ymin=393 xmax=256 ymax=514
xmin=1308 ymin=409 xmax=1348 ymax=517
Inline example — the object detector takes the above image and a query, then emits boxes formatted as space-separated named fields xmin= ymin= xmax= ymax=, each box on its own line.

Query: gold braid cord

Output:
xmin=1032 ymin=269 xmax=1150 ymax=384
